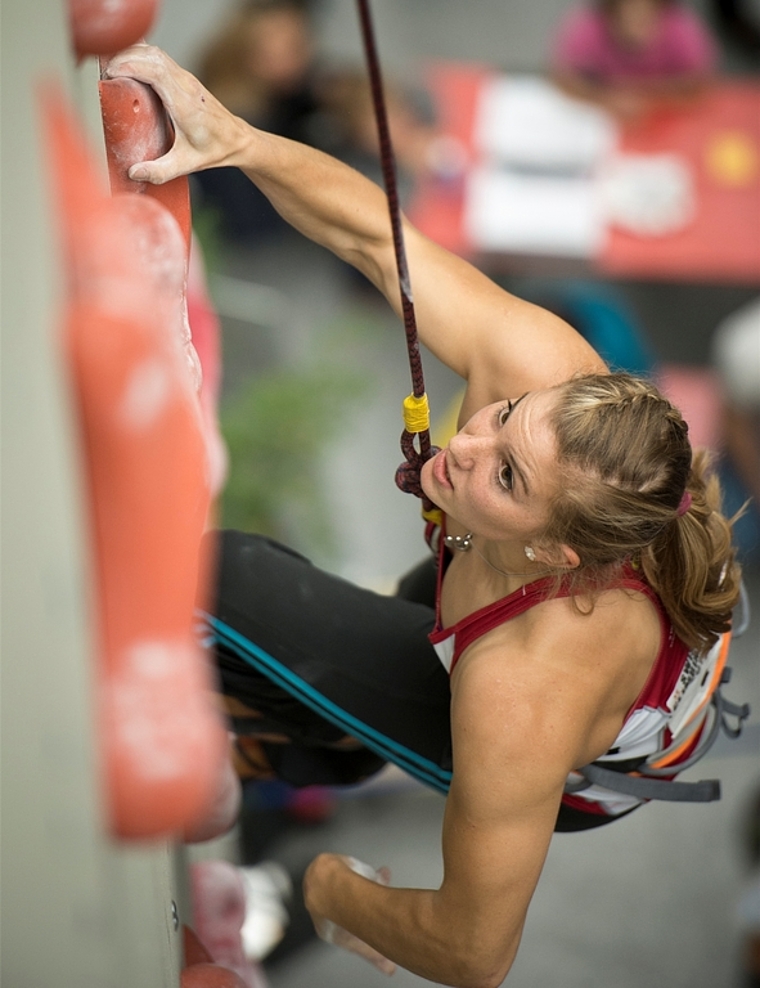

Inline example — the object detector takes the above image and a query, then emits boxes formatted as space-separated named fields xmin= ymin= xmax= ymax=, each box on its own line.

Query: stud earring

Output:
xmin=524 ymin=546 xmax=537 ymax=562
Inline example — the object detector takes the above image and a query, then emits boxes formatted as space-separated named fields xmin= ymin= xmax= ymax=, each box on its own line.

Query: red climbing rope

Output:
xmin=356 ymin=0 xmax=439 ymax=511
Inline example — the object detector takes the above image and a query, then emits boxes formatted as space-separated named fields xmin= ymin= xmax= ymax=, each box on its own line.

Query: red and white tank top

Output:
xmin=427 ymin=520 xmax=698 ymax=817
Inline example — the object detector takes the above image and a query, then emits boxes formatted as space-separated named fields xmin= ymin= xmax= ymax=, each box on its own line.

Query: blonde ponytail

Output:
xmin=546 ymin=374 xmax=742 ymax=653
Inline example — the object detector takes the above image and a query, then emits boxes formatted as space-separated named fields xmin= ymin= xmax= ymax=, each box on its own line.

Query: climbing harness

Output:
xmin=356 ymin=0 xmax=440 ymax=522
xmin=566 ymin=584 xmax=752 ymax=805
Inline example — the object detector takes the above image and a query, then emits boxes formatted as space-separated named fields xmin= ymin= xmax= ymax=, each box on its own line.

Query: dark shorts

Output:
xmin=199 ymin=530 xmax=453 ymax=790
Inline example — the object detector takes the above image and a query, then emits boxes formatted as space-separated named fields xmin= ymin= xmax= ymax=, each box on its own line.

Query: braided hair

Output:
xmin=543 ymin=373 xmax=740 ymax=652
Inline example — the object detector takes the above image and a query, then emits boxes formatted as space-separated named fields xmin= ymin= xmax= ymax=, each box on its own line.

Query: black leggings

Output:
xmin=200 ymin=531 xmax=453 ymax=790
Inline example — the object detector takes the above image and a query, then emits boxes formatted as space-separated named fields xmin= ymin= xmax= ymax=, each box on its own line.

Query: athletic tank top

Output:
xmin=427 ymin=519 xmax=695 ymax=817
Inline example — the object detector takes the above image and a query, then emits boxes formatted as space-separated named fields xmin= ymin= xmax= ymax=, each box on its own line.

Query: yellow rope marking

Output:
xmin=422 ymin=505 xmax=443 ymax=526
xmin=402 ymin=393 xmax=431 ymax=433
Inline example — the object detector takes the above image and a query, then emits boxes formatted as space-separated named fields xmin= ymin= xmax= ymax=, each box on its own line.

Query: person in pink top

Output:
xmin=551 ymin=0 xmax=718 ymax=117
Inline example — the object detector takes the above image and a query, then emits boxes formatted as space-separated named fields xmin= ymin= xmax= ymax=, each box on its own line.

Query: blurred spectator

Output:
xmin=197 ymin=0 xmax=317 ymax=141
xmin=711 ymin=296 xmax=760 ymax=567
xmin=315 ymin=68 xmax=448 ymax=199
xmin=192 ymin=0 xmax=323 ymax=245
xmin=550 ymin=0 xmax=718 ymax=118
xmin=191 ymin=0 xmax=448 ymax=250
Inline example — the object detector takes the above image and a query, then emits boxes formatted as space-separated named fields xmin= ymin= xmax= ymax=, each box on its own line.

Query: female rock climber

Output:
xmin=105 ymin=45 xmax=742 ymax=987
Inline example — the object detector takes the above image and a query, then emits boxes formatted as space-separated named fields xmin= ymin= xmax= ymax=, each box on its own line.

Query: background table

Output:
xmin=410 ymin=64 xmax=760 ymax=285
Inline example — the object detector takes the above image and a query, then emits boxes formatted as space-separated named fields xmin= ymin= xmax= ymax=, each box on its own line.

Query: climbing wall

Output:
xmin=1 ymin=2 xmax=239 ymax=985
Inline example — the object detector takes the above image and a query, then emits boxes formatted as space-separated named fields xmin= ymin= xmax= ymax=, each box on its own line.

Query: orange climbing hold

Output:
xmin=99 ymin=76 xmax=192 ymax=252
xmin=40 ymin=84 xmax=229 ymax=840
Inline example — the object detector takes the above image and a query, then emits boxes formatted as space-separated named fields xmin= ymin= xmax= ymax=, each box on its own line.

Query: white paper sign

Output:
xmin=474 ymin=75 xmax=618 ymax=173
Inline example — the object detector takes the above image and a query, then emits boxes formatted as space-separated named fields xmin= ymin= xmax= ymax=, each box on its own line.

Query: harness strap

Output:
xmin=642 ymin=681 xmax=750 ymax=777
xmin=574 ymin=762 xmax=721 ymax=803
xmin=566 ymin=679 xmax=751 ymax=803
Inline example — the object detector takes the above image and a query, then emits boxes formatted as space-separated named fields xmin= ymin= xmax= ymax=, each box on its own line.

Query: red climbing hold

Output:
xmin=68 ymin=0 xmax=158 ymax=59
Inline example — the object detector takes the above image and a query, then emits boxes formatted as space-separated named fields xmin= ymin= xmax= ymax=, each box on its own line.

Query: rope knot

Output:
xmin=395 ymin=430 xmax=440 ymax=512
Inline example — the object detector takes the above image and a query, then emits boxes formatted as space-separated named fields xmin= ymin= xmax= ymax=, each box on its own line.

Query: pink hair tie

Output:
xmin=677 ymin=491 xmax=692 ymax=517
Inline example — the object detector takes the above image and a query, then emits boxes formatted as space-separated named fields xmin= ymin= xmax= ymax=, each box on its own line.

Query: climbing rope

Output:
xmin=356 ymin=0 xmax=440 ymax=519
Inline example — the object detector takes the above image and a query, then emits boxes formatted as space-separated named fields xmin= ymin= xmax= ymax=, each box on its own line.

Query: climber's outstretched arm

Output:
xmin=105 ymin=45 xmax=603 ymax=417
